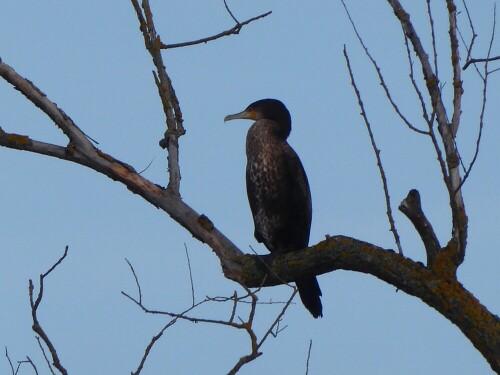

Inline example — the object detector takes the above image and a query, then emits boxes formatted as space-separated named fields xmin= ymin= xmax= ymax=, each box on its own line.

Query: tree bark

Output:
xmin=237 ymin=236 xmax=500 ymax=373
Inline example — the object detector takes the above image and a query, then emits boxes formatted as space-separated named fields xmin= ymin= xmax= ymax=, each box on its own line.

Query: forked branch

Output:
xmin=122 ymin=259 xmax=297 ymax=375
xmin=385 ymin=0 xmax=467 ymax=266
xmin=161 ymin=11 xmax=272 ymax=49
xmin=29 ymin=246 xmax=69 ymax=375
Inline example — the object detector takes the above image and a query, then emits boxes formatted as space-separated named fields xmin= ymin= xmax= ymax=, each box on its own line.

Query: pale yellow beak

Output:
xmin=224 ymin=108 xmax=257 ymax=122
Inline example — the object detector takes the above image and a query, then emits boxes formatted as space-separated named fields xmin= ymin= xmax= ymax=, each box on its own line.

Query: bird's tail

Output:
xmin=295 ymin=276 xmax=323 ymax=318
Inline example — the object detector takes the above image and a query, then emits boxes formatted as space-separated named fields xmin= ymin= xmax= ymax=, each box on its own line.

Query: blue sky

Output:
xmin=1 ymin=1 xmax=498 ymax=374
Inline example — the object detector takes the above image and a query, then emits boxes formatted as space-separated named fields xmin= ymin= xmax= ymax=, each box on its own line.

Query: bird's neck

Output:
xmin=246 ymin=121 xmax=289 ymax=165
xmin=247 ymin=119 xmax=290 ymax=142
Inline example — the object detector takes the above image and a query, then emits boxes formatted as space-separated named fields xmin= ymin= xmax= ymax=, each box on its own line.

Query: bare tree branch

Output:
xmin=131 ymin=319 xmax=178 ymax=375
xmin=463 ymin=55 xmax=500 ymax=70
xmin=343 ymin=46 xmax=404 ymax=255
xmin=402 ymin=34 xmax=433 ymax=126
xmin=0 ymin=58 xmax=244 ymax=278
xmin=0 ymin=58 xmax=94 ymax=153
xmin=5 ymin=347 xmax=15 ymax=375
xmin=446 ymin=0 xmax=463 ymax=137
xmin=386 ymin=0 xmax=467 ymax=266
xmin=122 ymin=259 xmax=181 ymax=374
xmin=125 ymin=258 xmax=143 ymax=305
xmin=123 ymin=257 xmax=297 ymax=375
xmin=399 ymin=190 xmax=440 ymax=266
xmin=461 ymin=0 xmax=478 ymax=63
xmin=228 ymin=289 xmax=297 ymax=375
xmin=2 ymin=2 xmax=498 ymax=372
xmin=458 ymin=4 xmax=497 ymax=191
xmin=161 ymin=11 xmax=272 ymax=49
xmin=16 ymin=357 xmax=38 ymax=375
xmin=184 ymin=243 xmax=196 ymax=307
xmin=223 ymin=0 xmax=239 ymax=24
xmin=29 ymin=246 xmax=69 ymax=375
xmin=305 ymin=339 xmax=313 ymax=375
xmin=131 ymin=0 xmax=185 ymax=194
xmin=401 ymin=31 xmax=451 ymax=190
xmin=35 ymin=337 xmax=56 ymax=375
xmin=341 ymin=0 xmax=427 ymax=135
xmin=237 ymin=235 xmax=500 ymax=371
xmin=427 ymin=0 xmax=439 ymax=78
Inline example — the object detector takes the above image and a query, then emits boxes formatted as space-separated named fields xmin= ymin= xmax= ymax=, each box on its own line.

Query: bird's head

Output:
xmin=224 ymin=98 xmax=292 ymax=138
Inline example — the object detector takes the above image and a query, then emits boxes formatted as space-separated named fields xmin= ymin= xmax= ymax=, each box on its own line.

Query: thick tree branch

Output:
xmin=131 ymin=0 xmax=184 ymax=195
xmin=0 ymin=58 xmax=94 ymax=154
xmin=237 ymin=236 xmax=500 ymax=372
xmin=0 ymin=57 xmax=243 ymax=279
xmin=398 ymin=190 xmax=440 ymax=266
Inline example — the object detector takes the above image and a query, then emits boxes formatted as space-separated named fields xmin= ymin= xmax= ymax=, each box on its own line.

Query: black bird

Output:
xmin=224 ymin=99 xmax=323 ymax=318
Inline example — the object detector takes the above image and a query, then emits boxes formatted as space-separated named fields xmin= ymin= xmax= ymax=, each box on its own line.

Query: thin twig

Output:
xmin=132 ymin=318 xmax=178 ymax=375
xmin=35 ymin=337 xmax=56 ymax=375
xmin=256 ymin=289 xmax=297 ymax=350
xmin=223 ymin=0 xmax=239 ymax=24
xmin=463 ymin=55 xmax=500 ymax=70
xmin=305 ymin=339 xmax=313 ymax=375
xmin=184 ymin=243 xmax=196 ymax=306
xmin=15 ymin=357 xmax=38 ymax=375
xmin=137 ymin=157 xmax=155 ymax=175
xmin=5 ymin=347 xmax=15 ymax=375
xmin=125 ymin=258 xmax=143 ymax=305
xmin=228 ymin=288 xmax=297 ymax=375
xmin=457 ymin=4 xmax=497 ymax=191
xmin=341 ymin=0 xmax=427 ymax=134
xmin=461 ymin=0 xmax=478 ymax=62
xmin=123 ymin=259 xmax=185 ymax=374
xmin=343 ymin=46 xmax=404 ymax=255
xmin=24 ymin=356 xmax=39 ymax=375
xmin=269 ymin=317 xmax=288 ymax=338
xmin=403 ymin=33 xmax=432 ymax=127
xmin=123 ymin=266 xmax=294 ymax=375
xmin=161 ymin=11 xmax=272 ymax=49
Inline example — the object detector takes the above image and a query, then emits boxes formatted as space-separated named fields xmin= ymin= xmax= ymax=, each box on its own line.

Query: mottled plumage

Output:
xmin=225 ymin=99 xmax=323 ymax=318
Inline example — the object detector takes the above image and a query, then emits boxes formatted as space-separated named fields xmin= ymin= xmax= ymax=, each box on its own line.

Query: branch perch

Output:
xmin=236 ymin=235 xmax=500 ymax=372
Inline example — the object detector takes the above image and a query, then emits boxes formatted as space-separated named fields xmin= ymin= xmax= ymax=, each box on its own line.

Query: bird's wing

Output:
xmin=283 ymin=143 xmax=312 ymax=248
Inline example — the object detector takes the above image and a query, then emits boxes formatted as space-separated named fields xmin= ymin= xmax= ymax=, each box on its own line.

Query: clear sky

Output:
xmin=1 ymin=1 xmax=498 ymax=374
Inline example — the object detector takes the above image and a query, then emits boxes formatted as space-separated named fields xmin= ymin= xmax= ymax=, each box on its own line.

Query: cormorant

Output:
xmin=224 ymin=99 xmax=323 ymax=318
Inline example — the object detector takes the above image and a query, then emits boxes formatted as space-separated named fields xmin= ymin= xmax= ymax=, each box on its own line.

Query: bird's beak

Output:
xmin=224 ymin=109 xmax=257 ymax=122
